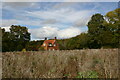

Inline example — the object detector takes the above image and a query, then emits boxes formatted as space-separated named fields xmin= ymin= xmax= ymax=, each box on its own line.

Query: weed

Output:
xmin=2 ymin=49 xmax=118 ymax=78
xmin=76 ymin=71 xmax=98 ymax=78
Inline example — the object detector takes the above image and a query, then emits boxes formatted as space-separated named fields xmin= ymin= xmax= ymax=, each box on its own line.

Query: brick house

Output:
xmin=41 ymin=37 xmax=59 ymax=50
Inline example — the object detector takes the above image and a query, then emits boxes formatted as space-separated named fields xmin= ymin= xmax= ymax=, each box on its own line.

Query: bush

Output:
xmin=38 ymin=47 xmax=45 ymax=51
xmin=22 ymin=48 xmax=26 ymax=52
xmin=76 ymin=71 xmax=98 ymax=78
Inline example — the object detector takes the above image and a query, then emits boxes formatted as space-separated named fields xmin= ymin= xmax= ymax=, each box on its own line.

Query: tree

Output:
xmin=25 ymin=40 xmax=44 ymax=51
xmin=2 ymin=28 xmax=12 ymax=52
xmin=87 ymin=13 xmax=105 ymax=48
xmin=103 ymin=8 xmax=120 ymax=48
xmin=0 ymin=28 xmax=2 ymax=52
xmin=10 ymin=25 xmax=30 ymax=41
xmin=87 ymin=8 xmax=120 ymax=48
xmin=9 ymin=25 xmax=31 ymax=51
xmin=2 ymin=25 xmax=31 ymax=52
xmin=76 ymin=33 xmax=90 ymax=49
xmin=66 ymin=37 xmax=78 ymax=50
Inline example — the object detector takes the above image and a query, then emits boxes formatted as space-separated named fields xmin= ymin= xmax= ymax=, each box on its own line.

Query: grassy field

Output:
xmin=2 ymin=49 xmax=118 ymax=78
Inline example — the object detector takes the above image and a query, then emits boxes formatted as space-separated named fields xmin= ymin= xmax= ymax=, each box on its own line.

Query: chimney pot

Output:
xmin=54 ymin=37 xmax=57 ymax=40
xmin=45 ymin=37 xmax=47 ymax=40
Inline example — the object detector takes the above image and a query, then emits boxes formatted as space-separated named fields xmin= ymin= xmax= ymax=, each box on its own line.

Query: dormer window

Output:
xmin=54 ymin=44 xmax=56 ymax=46
xmin=49 ymin=43 xmax=52 ymax=46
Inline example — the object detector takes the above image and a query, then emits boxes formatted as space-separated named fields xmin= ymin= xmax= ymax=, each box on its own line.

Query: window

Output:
xmin=43 ymin=43 xmax=46 ymax=46
xmin=49 ymin=43 xmax=52 ymax=46
xmin=54 ymin=44 xmax=56 ymax=46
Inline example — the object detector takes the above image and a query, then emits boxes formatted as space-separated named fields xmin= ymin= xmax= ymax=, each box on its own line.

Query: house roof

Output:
xmin=43 ymin=40 xmax=56 ymax=45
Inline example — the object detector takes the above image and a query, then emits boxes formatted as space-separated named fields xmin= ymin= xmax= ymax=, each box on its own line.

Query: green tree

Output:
xmin=10 ymin=25 xmax=30 ymax=41
xmin=9 ymin=25 xmax=30 ymax=51
xmin=103 ymin=8 xmax=120 ymax=48
xmin=87 ymin=8 xmax=120 ymax=48
xmin=58 ymin=39 xmax=69 ymax=50
xmin=87 ymin=13 xmax=105 ymax=48
xmin=0 ymin=28 xmax=2 ymax=52
xmin=76 ymin=33 xmax=90 ymax=49
xmin=2 ymin=28 xmax=12 ymax=52
xmin=2 ymin=25 xmax=30 ymax=52
xmin=66 ymin=37 xmax=78 ymax=50
xmin=25 ymin=40 xmax=44 ymax=51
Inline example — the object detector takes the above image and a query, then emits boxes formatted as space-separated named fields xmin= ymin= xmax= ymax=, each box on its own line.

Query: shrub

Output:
xmin=22 ymin=48 xmax=26 ymax=52
xmin=76 ymin=71 xmax=98 ymax=78
xmin=38 ymin=47 xmax=44 ymax=51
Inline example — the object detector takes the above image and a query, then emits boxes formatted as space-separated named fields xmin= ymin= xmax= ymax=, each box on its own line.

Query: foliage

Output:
xmin=57 ymin=39 xmax=69 ymax=50
xmin=25 ymin=40 xmax=44 ymax=51
xmin=76 ymin=71 xmax=98 ymax=78
xmin=103 ymin=8 xmax=120 ymax=48
xmin=38 ymin=46 xmax=44 ymax=51
xmin=2 ymin=25 xmax=30 ymax=52
xmin=87 ymin=13 xmax=105 ymax=48
xmin=0 ymin=27 xmax=2 ymax=52
xmin=22 ymin=48 xmax=26 ymax=52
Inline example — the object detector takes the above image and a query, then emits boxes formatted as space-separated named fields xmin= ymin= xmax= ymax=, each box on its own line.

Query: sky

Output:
xmin=1 ymin=2 xmax=119 ymax=40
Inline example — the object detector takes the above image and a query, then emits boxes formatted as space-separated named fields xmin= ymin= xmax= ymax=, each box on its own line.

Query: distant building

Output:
xmin=41 ymin=37 xmax=59 ymax=50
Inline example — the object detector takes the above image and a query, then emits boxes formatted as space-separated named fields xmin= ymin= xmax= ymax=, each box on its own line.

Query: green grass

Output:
xmin=76 ymin=71 xmax=98 ymax=78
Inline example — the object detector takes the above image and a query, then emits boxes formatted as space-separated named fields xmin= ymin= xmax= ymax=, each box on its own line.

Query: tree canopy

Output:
xmin=2 ymin=25 xmax=30 ymax=52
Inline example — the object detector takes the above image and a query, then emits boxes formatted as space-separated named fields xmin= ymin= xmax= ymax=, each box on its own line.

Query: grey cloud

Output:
xmin=53 ymin=2 xmax=76 ymax=9
xmin=2 ymin=2 xmax=39 ymax=10
xmin=2 ymin=0 xmax=64 ymax=2
xmin=41 ymin=19 xmax=58 ymax=24
xmin=73 ymin=17 xmax=91 ymax=27
xmin=2 ymin=0 xmax=119 ymax=2
xmin=2 ymin=19 xmax=42 ymax=27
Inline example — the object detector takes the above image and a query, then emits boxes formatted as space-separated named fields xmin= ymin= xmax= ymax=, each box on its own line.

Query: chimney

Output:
xmin=54 ymin=37 xmax=57 ymax=40
xmin=45 ymin=37 xmax=47 ymax=40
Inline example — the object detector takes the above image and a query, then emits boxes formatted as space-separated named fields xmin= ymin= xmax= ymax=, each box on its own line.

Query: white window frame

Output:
xmin=49 ymin=43 xmax=52 ymax=46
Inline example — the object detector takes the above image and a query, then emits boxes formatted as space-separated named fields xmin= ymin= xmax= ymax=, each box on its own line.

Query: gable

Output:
xmin=43 ymin=40 xmax=57 ymax=46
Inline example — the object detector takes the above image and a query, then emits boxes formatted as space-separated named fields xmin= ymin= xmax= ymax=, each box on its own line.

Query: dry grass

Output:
xmin=2 ymin=49 xmax=118 ymax=78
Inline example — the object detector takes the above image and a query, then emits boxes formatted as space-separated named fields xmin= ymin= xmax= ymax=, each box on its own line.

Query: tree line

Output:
xmin=1 ymin=8 xmax=120 ymax=52
xmin=58 ymin=8 xmax=120 ymax=50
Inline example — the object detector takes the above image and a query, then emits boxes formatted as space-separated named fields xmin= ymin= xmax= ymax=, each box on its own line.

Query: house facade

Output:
xmin=41 ymin=37 xmax=59 ymax=50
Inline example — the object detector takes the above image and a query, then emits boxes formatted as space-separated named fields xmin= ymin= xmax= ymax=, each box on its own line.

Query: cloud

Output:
xmin=2 ymin=19 xmax=19 ymax=27
xmin=1 ymin=25 xmax=82 ymax=39
xmin=2 ymin=0 xmax=66 ymax=2
xmin=57 ymin=27 xmax=81 ymax=38
xmin=2 ymin=2 xmax=40 ymax=12
xmin=53 ymin=2 xmax=76 ymax=9
xmin=26 ymin=8 xmax=94 ymax=26
xmin=2 ymin=2 xmax=97 ymax=29
xmin=3 ymin=2 xmax=32 ymax=9
xmin=1 ymin=26 xmax=10 ymax=32
xmin=2 ymin=0 xmax=120 ymax=2
xmin=73 ymin=17 xmax=91 ymax=27
xmin=2 ymin=19 xmax=42 ymax=27
xmin=2 ymin=0 xmax=41 ymax=2
xmin=29 ymin=26 xmax=81 ymax=39
xmin=41 ymin=19 xmax=58 ymax=24
xmin=29 ymin=26 xmax=58 ymax=39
